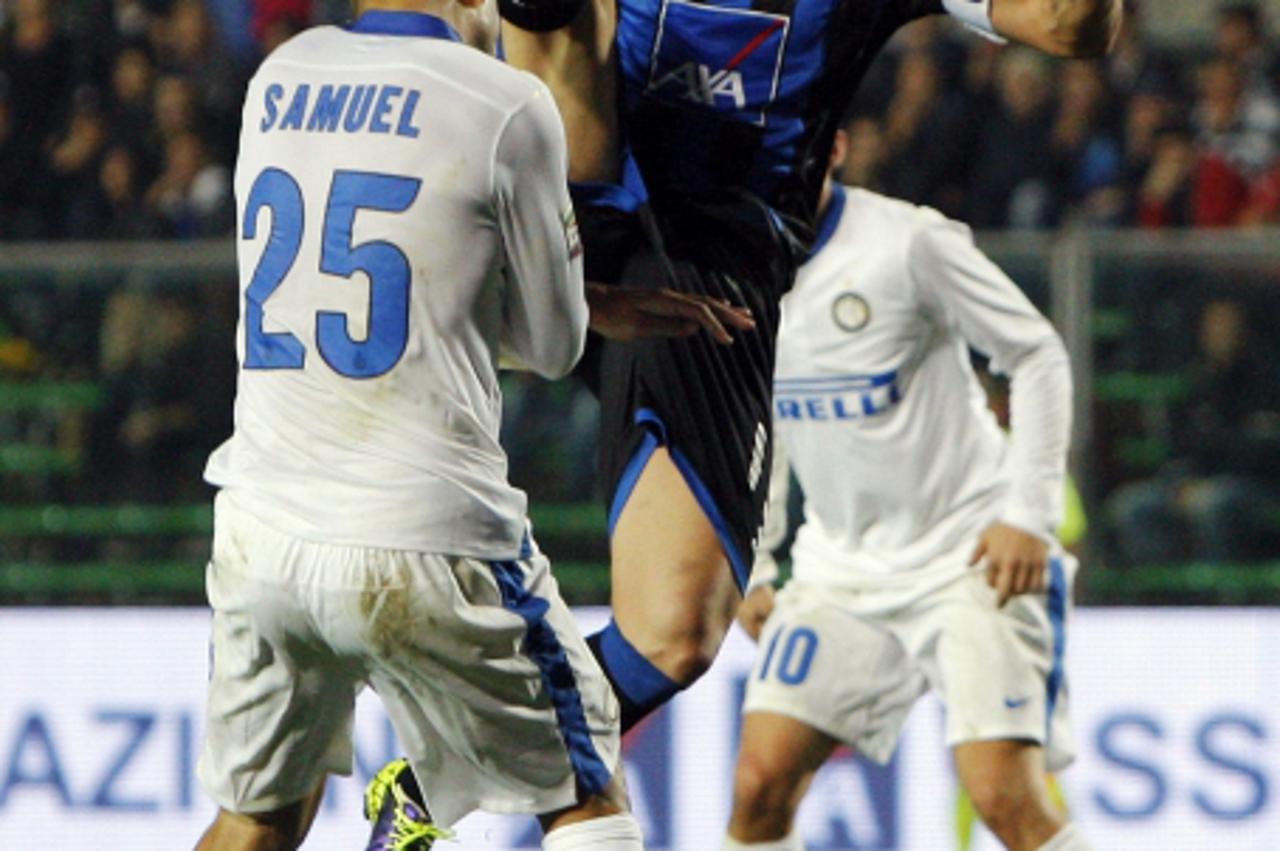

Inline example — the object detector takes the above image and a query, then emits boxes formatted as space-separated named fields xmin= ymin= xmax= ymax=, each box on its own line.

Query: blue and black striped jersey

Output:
xmin=615 ymin=0 xmax=942 ymax=247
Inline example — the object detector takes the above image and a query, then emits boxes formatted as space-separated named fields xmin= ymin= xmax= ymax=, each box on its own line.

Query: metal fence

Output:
xmin=3 ymin=229 xmax=1280 ymax=604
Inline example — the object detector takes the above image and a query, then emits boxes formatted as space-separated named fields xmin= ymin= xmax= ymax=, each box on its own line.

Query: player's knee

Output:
xmin=652 ymin=630 xmax=717 ymax=685
xmin=626 ymin=588 xmax=733 ymax=685
xmin=731 ymin=750 xmax=798 ymax=829
xmin=966 ymin=779 xmax=1031 ymax=838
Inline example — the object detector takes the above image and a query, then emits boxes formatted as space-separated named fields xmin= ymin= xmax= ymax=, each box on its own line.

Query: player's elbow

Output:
xmin=1006 ymin=328 xmax=1072 ymax=390
xmin=533 ymin=333 xmax=585 ymax=380
xmin=1044 ymin=330 xmax=1072 ymax=377
xmin=998 ymin=0 xmax=1122 ymax=58
xmin=1027 ymin=329 xmax=1073 ymax=384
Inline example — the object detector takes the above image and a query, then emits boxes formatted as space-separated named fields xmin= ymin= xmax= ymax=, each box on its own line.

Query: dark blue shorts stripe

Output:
xmin=1045 ymin=558 xmax=1068 ymax=744
xmin=488 ymin=560 xmax=613 ymax=796
xmin=667 ymin=445 xmax=751 ymax=591
xmin=607 ymin=408 xmax=751 ymax=590
xmin=607 ymin=430 xmax=660 ymax=536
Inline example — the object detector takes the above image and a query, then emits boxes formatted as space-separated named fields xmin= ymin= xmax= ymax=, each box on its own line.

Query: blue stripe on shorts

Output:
xmin=488 ymin=560 xmax=613 ymax=796
xmin=1045 ymin=557 xmax=1068 ymax=744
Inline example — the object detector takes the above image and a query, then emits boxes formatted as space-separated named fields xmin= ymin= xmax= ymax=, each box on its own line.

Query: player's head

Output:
xmin=837 ymin=115 xmax=885 ymax=191
xmin=814 ymin=126 xmax=849 ymax=217
xmin=827 ymin=127 xmax=849 ymax=178
xmin=354 ymin=0 xmax=500 ymax=53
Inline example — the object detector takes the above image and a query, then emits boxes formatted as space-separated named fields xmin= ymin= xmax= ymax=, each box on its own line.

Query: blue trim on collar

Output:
xmin=349 ymin=10 xmax=461 ymax=41
xmin=810 ymin=183 xmax=846 ymax=256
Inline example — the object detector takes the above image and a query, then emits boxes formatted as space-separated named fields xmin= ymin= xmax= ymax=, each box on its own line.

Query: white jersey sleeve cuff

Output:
xmin=747 ymin=554 xmax=780 ymax=593
xmin=942 ymin=0 xmax=1008 ymax=42
xmin=998 ymin=505 xmax=1059 ymax=546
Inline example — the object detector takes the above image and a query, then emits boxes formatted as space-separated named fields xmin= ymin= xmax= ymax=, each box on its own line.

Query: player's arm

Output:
xmin=989 ymin=0 xmax=1121 ymax=57
xmin=908 ymin=216 xmax=1073 ymax=605
xmin=495 ymin=86 xmax=589 ymax=379
xmin=501 ymin=0 xmax=619 ymax=183
xmin=494 ymin=87 xmax=754 ymax=374
xmin=585 ymin=284 xmax=755 ymax=345
xmin=934 ymin=0 xmax=1120 ymax=57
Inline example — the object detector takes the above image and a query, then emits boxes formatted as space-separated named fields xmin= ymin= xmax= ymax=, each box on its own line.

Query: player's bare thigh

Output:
xmin=501 ymin=0 xmax=620 ymax=183
xmin=609 ymin=447 xmax=741 ymax=683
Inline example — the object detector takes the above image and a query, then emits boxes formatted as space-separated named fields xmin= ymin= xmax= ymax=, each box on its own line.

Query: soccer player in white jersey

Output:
xmin=191 ymin=0 xmax=752 ymax=847
xmin=723 ymin=130 xmax=1092 ymax=851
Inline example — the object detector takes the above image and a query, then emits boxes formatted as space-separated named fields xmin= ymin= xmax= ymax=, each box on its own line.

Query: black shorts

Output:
xmin=574 ymin=189 xmax=803 ymax=590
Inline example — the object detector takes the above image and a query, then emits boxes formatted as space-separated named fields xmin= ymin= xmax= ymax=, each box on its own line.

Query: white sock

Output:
xmin=542 ymin=813 xmax=644 ymax=850
xmin=1037 ymin=823 xmax=1094 ymax=851
xmin=722 ymin=831 xmax=804 ymax=850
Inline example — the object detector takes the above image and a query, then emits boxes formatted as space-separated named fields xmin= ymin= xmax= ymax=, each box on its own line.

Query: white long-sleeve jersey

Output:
xmin=205 ymin=12 xmax=586 ymax=559
xmin=754 ymin=186 xmax=1072 ymax=592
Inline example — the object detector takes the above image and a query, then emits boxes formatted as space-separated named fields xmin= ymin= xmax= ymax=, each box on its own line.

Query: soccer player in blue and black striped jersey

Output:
xmin=368 ymin=0 xmax=1121 ymax=844
xmin=501 ymin=0 xmax=1119 ymax=736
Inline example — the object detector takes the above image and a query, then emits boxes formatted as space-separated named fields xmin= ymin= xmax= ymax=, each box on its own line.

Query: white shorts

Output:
xmin=197 ymin=491 xmax=620 ymax=827
xmin=742 ymin=558 xmax=1076 ymax=771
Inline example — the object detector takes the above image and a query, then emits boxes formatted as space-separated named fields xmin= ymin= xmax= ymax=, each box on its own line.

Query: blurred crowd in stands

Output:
xmin=5 ymin=0 xmax=1280 ymax=239
xmin=837 ymin=1 xmax=1280 ymax=228
xmin=1105 ymin=297 xmax=1280 ymax=564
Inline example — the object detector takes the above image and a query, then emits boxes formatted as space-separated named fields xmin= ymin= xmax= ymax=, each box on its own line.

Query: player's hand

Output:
xmin=969 ymin=522 xmax=1049 ymax=608
xmin=586 ymin=282 xmax=755 ymax=344
xmin=736 ymin=584 xmax=775 ymax=642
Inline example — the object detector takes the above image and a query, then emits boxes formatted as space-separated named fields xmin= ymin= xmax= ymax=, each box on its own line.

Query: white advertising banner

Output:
xmin=0 ymin=607 xmax=1276 ymax=849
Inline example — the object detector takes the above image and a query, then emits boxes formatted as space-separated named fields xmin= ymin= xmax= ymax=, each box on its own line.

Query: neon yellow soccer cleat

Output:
xmin=363 ymin=759 xmax=453 ymax=851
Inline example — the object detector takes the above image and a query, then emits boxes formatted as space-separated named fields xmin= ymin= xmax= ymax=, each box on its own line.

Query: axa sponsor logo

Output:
xmin=645 ymin=2 xmax=788 ymax=123
xmin=649 ymin=62 xmax=748 ymax=110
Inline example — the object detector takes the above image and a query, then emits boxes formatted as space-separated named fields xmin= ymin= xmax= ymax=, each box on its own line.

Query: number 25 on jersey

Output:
xmin=241 ymin=167 xmax=421 ymax=379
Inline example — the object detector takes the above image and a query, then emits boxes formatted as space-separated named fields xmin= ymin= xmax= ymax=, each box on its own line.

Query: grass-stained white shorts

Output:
xmin=743 ymin=557 xmax=1075 ymax=770
xmin=197 ymin=491 xmax=620 ymax=827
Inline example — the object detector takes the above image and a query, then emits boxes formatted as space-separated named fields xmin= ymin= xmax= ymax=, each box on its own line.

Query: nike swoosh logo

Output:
xmin=1004 ymin=697 xmax=1031 ymax=709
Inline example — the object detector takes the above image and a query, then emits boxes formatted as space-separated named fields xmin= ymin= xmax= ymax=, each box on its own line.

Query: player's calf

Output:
xmin=1035 ymin=824 xmax=1095 ymax=850
xmin=722 ymin=834 xmax=803 ymax=850
xmin=540 ymin=774 xmax=644 ymax=850
xmin=954 ymin=739 xmax=1084 ymax=851
xmin=195 ymin=782 xmax=324 ymax=851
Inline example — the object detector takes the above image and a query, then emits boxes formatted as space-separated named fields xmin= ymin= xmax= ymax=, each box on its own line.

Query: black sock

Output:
xmin=586 ymin=620 xmax=683 ymax=734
